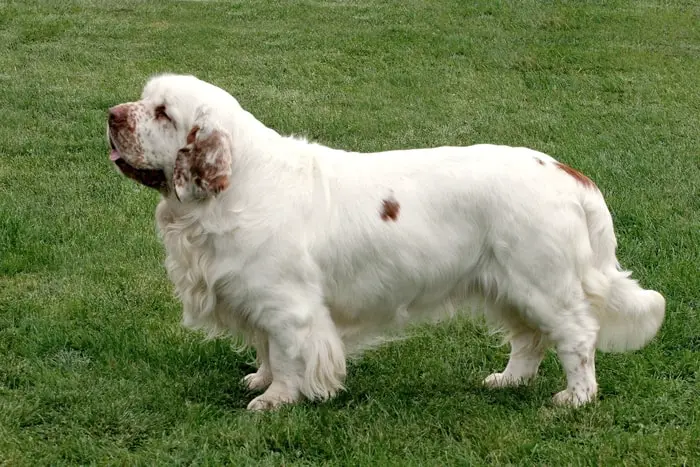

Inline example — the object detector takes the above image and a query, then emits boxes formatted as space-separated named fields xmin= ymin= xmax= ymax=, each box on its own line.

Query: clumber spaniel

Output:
xmin=107 ymin=74 xmax=665 ymax=410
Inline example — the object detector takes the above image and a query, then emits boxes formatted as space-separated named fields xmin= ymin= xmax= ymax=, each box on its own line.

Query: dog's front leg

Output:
xmin=246 ymin=300 xmax=346 ymax=411
xmin=242 ymin=332 xmax=273 ymax=392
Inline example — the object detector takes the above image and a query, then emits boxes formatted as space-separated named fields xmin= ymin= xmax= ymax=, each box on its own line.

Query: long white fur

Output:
xmin=116 ymin=74 xmax=665 ymax=410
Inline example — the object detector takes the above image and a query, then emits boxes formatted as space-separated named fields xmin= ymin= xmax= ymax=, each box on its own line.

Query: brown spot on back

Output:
xmin=380 ymin=197 xmax=400 ymax=222
xmin=535 ymin=157 xmax=545 ymax=165
xmin=555 ymin=162 xmax=597 ymax=190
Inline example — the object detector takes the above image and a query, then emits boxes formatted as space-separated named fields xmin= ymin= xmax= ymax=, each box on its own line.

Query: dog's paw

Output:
xmin=247 ymin=395 xmax=283 ymax=411
xmin=552 ymin=388 xmax=596 ymax=407
xmin=246 ymin=392 xmax=297 ymax=411
xmin=242 ymin=370 xmax=272 ymax=392
xmin=483 ymin=372 xmax=527 ymax=388
xmin=246 ymin=384 xmax=300 ymax=411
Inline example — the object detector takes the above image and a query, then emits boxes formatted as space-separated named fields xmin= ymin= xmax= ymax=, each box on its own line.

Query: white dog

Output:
xmin=107 ymin=74 xmax=665 ymax=410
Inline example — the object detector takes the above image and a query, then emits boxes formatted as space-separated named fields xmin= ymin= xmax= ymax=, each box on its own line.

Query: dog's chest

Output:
xmin=161 ymin=219 xmax=250 ymax=294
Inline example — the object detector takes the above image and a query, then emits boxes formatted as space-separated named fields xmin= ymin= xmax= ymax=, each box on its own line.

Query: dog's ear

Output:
xmin=173 ymin=122 xmax=233 ymax=201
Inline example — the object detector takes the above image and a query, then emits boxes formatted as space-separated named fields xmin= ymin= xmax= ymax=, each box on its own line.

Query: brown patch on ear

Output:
xmin=186 ymin=125 xmax=200 ymax=145
xmin=380 ymin=196 xmax=400 ymax=222
xmin=207 ymin=174 xmax=230 ymax=194
xmin=174 ymin=125 xmax=232 ymax=198
xmin=555 ymin=162 xmax=597 ymax=190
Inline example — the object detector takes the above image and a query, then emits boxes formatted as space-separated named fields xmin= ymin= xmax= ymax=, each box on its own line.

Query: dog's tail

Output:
xmin=578 ymin=185 xmax=665 ymax=353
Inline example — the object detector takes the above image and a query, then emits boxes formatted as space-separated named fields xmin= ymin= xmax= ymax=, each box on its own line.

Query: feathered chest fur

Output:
xmin=156 ymin=199 xmax=237 ymax=337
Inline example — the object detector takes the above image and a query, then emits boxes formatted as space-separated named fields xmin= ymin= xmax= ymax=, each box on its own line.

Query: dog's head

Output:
xmin=107 ymin=74 xmax=235 ymax=201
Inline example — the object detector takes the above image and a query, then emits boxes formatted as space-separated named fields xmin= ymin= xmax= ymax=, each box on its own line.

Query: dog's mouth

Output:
xmin=109 ymin=133 xmax=167 ymax=191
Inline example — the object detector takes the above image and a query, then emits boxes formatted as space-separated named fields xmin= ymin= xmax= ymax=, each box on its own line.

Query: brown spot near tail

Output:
xmin=555 ymin=162 xmax=597 ymax=189
xmin=380 ymin=197 xmax=400 ymax=222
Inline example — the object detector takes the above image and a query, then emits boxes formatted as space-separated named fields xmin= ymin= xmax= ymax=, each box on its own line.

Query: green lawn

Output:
xmin=1 ymin=0 xmax=699 ymax=464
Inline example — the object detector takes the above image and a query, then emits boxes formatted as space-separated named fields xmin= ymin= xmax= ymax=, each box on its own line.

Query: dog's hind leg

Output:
xmin=483 ymin=305 xmax=548 ymax=388
xmin=549 ymin=299 xmax=599 ymax=407
xmin=503 ymin=278 xmax=599 ymax=406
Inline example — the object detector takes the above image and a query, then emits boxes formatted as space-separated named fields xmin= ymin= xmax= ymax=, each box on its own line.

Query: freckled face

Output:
xmin=108 ymin=75 xmax=239 ymax=192
xmin=108 ymin=100 xmax=184 ymax=170
xmin=107 ymin=100 xmax=188 ymax=190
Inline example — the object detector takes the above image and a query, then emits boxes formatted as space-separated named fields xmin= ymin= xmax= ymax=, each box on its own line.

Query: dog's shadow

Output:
xmin=330 ymin=357 xmax=553 ymax=413
xmin=171 ymin=340 xmax=555 ymax=413
xmin=161 ymin=338 xmax=256 ymax=410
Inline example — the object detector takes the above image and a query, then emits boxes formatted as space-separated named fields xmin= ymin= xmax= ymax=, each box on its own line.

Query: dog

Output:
xmin=107 ymin=74 xmax=665 ymax=410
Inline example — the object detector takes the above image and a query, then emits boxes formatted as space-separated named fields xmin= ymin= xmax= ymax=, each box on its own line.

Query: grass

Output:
xmin=1 ymin=0 xmax=699 ymax=464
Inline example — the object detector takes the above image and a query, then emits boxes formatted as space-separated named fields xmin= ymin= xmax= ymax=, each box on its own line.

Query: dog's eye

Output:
xmin=154 ymin=105 xmax=171 ymax=122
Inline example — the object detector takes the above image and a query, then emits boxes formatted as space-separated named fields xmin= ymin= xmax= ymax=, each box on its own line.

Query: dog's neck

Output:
xmin=158 ymin=116 xmax=347 ymax=238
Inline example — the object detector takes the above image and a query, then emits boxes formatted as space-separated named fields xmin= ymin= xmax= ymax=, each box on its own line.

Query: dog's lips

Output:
xmin=108 ymin=134 xmax=121 ymax=161
xmin=113 ymin=157 xmax=168 ymax=190
xmin=109 ymin=136 xmax=167 ymax=190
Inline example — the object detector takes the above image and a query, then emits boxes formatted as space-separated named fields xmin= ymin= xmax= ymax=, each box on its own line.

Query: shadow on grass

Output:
xmin=148 ymin=339 xmax=549 ymax=414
